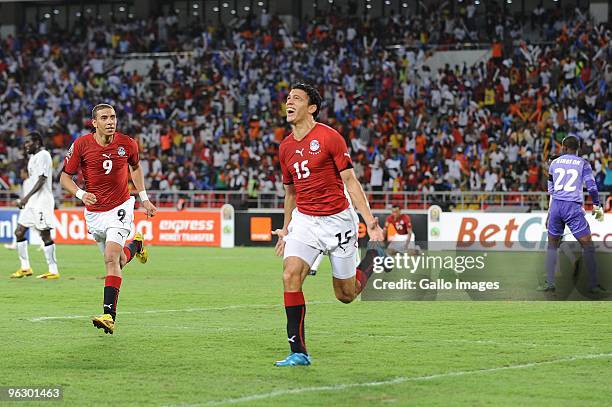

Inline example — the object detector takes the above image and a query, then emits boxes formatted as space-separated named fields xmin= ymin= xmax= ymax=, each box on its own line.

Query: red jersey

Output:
xmin=279 ymin=123 xmax=352 ymax=216
xmin=386 ymin=214 xmax=412 ymax=234
xmin=63 ymin=133 xmax=139 ymax=212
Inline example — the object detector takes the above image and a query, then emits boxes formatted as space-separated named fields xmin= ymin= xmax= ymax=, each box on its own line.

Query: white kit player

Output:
xmin=10 ymin=132 xmax=60 ymax=280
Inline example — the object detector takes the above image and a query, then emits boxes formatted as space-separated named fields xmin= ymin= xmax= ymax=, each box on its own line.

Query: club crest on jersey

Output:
xmin=309 ymin=140 xmax=320 ymax=152
xmin=118 ymin=146 xmax=126 ymax=157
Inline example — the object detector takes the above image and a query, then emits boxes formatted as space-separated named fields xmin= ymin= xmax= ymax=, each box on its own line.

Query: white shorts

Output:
xmin=387 ymin=233 xmax=418 ymax=252
xmin=18 ymin=206 xmax=55 ymax=230
xmin=85 ymin=197 xmax=135 ymax=248
xmin=284 ymin=207 xmax=359 ymax=279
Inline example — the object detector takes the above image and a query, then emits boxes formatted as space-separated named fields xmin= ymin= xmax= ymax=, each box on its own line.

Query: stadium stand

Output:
xmin=0 ymin=2 xmax=609 ymax=210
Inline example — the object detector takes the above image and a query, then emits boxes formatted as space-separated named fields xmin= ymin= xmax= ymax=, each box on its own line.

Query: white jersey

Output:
xmin=23 ymin=149 xmax=54 ymax=210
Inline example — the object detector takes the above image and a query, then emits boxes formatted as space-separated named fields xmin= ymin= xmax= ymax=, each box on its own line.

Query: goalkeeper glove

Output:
xmin=592 ymin=205 xmax=604 ymax=222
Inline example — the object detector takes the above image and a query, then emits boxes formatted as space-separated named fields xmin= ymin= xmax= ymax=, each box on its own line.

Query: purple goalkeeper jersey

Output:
xmin=548 ymin=154 xmax=598 ymax=204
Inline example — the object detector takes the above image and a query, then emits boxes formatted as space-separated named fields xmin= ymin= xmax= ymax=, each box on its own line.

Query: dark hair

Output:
xmin=27 ymin=131 xmax=43 ymax=146
xmin=92 ymin=103 xmax=114 ymax=119
xmin=291 ymin=82 xmax=322 ymax=119
xmin=562 ymin=135 xmax=580 ymax=152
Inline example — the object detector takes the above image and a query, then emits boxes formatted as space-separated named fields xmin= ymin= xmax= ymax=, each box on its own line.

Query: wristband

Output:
xmin=139 ymin=190 xmax=149 ymax=202
xmin=75 ymin=189 xmax=86 ymax=200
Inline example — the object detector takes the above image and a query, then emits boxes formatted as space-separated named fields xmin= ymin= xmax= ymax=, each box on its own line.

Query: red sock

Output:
xmin=103 ymin=275 xmax=122 ymax=319
xmin=123 ymin=246 xmax=133 ymax=263
xmin=356 ymin=268 xmax=368 ymax=294
xmin=122 ymin=239 xmax=142 ymax=264
xmin=284 ymin=291 xmax=307 ymax=354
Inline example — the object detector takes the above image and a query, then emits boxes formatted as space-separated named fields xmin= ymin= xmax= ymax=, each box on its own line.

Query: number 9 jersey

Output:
xmin=279 ymin=123 xmax=353 ymax=216
xmin=62 ymin=133 xmax=139 ymax=212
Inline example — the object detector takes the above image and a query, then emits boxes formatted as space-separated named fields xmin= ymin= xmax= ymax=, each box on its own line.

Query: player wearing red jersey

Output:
xmin=60 ymin=104 xmax=157 ymax=334
xmin=385 ymin=205 xmax=416 ymax=254
xmin=272 ymin=83 xmax=385 ymax=366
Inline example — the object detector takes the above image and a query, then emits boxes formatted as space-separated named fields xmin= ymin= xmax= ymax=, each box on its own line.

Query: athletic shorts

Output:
xmin=387 ymin=233 xmax=418 ymax=252
xmin=548 ymin=199 xmax=591 ymax=239
xmin=85 ymin=196 xmax=135 ymax=248
xmin=18 ymin=206 xmax=55 ymax=230
xmin=284 ymin=207 xmax=359 ymax=279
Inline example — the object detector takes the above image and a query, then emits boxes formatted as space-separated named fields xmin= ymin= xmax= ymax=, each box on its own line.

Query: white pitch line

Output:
xmin=347 ymin=335 xmax=543 ymax=348
xmin=193 ymin=352 xmax=612 ymax=406
xmin=26 ymin=301 xmax=334 ymax=322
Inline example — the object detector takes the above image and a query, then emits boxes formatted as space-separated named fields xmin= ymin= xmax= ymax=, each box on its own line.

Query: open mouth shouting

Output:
xmin=286 ymin=107 xmax=296 ymax=121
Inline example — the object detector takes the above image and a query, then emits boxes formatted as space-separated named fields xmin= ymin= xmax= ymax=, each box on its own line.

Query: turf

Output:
xmin=0 ymin=245 xmax=611 ymax=406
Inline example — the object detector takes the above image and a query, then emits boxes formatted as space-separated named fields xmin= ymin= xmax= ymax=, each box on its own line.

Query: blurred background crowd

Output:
xmin=0 ymin=1 xmax=610 ymax=206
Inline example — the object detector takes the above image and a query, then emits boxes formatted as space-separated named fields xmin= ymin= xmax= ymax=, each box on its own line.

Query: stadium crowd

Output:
xmin=0 ymin=2 xmax=610 ymax=206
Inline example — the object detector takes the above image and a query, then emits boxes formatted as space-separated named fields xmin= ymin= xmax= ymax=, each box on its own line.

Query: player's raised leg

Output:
xmin=11 ymin=224 xmax=32 ymax=278
xmin=120 ymin=233 xmax=147 ymax=268
xmin=36 ymin=229 xmax=60 ymax=279
xmin=331 ymin=241 xmax=389 ymax=303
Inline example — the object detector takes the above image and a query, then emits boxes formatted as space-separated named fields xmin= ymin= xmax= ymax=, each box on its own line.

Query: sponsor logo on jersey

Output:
xmin=118 ymin=146 xmax=126 ymax=157
xmin=102 ymin=153 xmax=112 ymax=159
xmin=309 ymin=140 xmax=320 ymax=152
xmin=295 ymin=148 xmax=304 ymax=157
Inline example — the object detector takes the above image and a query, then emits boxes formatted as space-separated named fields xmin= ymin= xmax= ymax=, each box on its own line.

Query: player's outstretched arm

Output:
xmin=60 ymin=172 xmax=97 ymax=206
xmin=272 ymin=184 xmax=296 ymax=257
xmin=130 ymin=164 xmax=157 ymax=217
xmin=340 ymin=168 xmax=384 ymax=241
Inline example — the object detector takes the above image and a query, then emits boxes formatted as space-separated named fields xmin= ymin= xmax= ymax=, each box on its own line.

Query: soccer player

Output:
xmin=540 ymin=136 xmax=605 ymax=293
xmin=60 ymin=104 xmax=157 ymax=334
xmin=308 ymin=189 xmax=359 ymax=276
xmin=273 ymin=83 xmax=385 ymax=366
xmin=10 ymin=132 xmax=60 ymax=280
xmin=384 ymin=205 xmax=417 ymax=255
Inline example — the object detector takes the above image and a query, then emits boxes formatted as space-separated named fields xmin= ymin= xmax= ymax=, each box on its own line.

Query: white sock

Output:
xmin=17 ymin=240 xmax=30 ymax=270
xmin=43 ymin=244 xmax=59 ymax=274
xmin=311 ymin=253 xmax=324 ymax=271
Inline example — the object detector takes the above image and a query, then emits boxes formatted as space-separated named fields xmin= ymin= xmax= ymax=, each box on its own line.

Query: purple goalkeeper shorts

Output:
xmin=548 ymin=199 xmax=591 ymax=239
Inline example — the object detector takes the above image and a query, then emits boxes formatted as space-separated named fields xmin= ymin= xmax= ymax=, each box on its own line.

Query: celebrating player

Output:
xmin=384 ymin=205 xmax=418 ymax=255
xmin=60 ymin=104 xmax=157 ymax=334
xmin=308 ymin=189 xmax=359 ymax=276
xmin=540 ymin=136 xmax=605 ymax=294
xmin=10 ymin=132 xmax=60 ymax=280
xmin=272 ymin=83 xmax=385 ymax=366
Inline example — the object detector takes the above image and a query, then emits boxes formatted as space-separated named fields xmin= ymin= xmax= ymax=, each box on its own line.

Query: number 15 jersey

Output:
xmin=279 ymin=123 xmax=353 ymax=216
xmin=63 ymin=133 xmax=139 ymax=212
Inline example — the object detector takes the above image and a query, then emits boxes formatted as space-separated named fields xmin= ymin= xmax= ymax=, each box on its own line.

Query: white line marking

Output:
xmin=192 ymin=352 xmax=612 ymax=406
xmin=345 ymin=335 xmax=543 ymax=348
xmin=26 ymin=301 xmax=334 ymax=322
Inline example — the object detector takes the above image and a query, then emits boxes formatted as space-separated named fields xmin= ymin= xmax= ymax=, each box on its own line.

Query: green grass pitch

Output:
xmin=1 ymin=245 xmax=611 ymax=406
